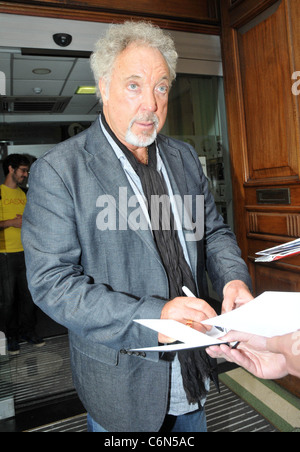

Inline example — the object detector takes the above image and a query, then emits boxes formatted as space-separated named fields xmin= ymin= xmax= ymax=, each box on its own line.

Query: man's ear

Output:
xmin=98 ymin=78 xmax=108 ymax=105
xmin=8 ymin=165 xmax=14 ymax=175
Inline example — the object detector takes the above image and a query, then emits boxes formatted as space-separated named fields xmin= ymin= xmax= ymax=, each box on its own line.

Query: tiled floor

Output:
xmin=0 ymin=335 xmax=280 ymax=432
xmin=25 ymin=380 xmax=277 ymax=432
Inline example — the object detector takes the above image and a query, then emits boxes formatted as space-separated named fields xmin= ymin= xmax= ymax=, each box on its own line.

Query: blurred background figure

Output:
xmin=0 ymin=154 xmax=45 ymax=355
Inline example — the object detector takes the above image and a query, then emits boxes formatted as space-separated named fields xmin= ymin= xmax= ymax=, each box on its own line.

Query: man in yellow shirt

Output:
xmin=0 ymin=154 xmax=45 ymax=354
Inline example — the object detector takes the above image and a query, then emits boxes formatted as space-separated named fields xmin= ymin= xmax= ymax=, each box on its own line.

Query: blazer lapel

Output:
xmin=158 ymin=138 xmax=198 ymax=279
xmin=83 ymin=121 xmax=198 ymax=278
xmin=157 ymin=138 xmax=188 ymax=197
xmin=84 ymin=120 xmax=162 ymax=263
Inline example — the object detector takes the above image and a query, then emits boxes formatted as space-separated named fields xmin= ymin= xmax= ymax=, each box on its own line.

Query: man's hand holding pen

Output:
xmin=158 ymin=282 xmax=253 ymax=344
xmin=159 ymin=295 xmax=217 ymax=344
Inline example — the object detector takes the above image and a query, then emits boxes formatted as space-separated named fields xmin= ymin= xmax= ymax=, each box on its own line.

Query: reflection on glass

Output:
xmin=162 ymin=74 xmax=233 ymax=230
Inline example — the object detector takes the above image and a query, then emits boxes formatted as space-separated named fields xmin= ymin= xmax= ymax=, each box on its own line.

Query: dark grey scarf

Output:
xmin=102 ymin=114 xmax=218 ymax=404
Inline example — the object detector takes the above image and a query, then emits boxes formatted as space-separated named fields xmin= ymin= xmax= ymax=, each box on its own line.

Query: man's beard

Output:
xmin=13 ymin=172 xmax=25 ymax=186
xmin=125 ymin=114 xmax=159 ymax=148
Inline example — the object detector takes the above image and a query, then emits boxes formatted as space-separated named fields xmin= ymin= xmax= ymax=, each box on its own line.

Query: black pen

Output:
xmin=231 ymin=341 xmax=240 ymax=349
xmin=182 ymin=287 xmax=231 ymax=336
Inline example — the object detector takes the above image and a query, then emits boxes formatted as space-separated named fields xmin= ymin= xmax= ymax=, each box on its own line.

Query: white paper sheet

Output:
xmin=131 ymin=291 xmax=300 ymax=352
xmin=202 ymin=291 xmax=300 ymax=338
xmin=131 ymin=320 xmax=227 ymax=352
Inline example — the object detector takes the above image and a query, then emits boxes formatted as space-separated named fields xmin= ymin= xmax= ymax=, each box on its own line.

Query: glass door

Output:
xmin=162 ymin=74 xmax=234 ymax=232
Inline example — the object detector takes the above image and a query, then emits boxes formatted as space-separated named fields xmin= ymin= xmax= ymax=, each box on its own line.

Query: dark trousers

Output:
xmin=0 ymin=252 xmax=36 ymax=338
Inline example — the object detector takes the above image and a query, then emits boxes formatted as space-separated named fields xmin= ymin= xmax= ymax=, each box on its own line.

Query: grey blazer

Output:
xmin=22 ymin=119 xmax=251 ymax=432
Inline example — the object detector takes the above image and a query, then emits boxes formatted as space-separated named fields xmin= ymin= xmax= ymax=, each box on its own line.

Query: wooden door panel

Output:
xmin=247 ymin=211 xmax=300 ymax=238
xmin=221 ymin=0 xmax=300 ymax=397
xmin=237 ymin=0 xmax=300 ymax=183
xmin=249 ymin=261 xmax=300 ymax=294
xmin=221 ymin=0 xmax=300 ymax=256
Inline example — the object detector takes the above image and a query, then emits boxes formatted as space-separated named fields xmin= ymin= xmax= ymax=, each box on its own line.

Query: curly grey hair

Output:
xmin=90 ymin=21 xmax=178 ymax=101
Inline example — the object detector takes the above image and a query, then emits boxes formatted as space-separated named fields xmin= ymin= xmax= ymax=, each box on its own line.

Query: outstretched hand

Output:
xmin=206 ymin=331 xmax=288 ymax=380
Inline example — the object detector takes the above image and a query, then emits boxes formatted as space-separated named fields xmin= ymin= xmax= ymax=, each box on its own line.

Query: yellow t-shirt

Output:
xmin=0 ymin=184 xmax=27 ymax=253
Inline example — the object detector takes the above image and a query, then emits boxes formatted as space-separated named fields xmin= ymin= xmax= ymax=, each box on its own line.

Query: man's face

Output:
xmin=12 ymin=165 xmax=29 ymax=185
xmin=100 ymin=43 xmax=170 ymax=151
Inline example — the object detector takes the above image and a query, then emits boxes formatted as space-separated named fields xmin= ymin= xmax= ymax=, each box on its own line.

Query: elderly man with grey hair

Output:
xmin=22 ymin=21 xmax=252 ymax=432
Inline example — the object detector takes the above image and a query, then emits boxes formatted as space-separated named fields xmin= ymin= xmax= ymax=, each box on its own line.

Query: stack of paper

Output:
xmin=132 ymin=320 xmax=226 ymax=352
xmin=132 ymin=291 xmax=300 ymax=352
xmin=255 ymin=238 xmax=300 ymax=262
xmin=202 ymin=291 xmax=300 ymax=337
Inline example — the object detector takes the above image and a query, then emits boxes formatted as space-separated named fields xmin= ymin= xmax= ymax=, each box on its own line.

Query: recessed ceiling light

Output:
xmin=75 ymin=86 xmax=96 ymax=95
xmin=32 ymin=68 xmax=51 ymax=75
xmin=33 ymin=87 xmax=42 ymax=94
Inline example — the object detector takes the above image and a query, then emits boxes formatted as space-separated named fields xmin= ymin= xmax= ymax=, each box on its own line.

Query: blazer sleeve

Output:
xmin=22 ymin=157 xmax=163 ymax=352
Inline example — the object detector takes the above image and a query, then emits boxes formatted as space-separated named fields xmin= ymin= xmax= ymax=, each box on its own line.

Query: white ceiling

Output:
xmin=0 ymin=13 xmax=222 ymax=123
xmin=0 ymin=49 xmax=99 ymax=118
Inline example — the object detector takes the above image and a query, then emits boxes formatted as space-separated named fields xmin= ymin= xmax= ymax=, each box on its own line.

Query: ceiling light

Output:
xmin=75 ymin=86 xmax=96 ymax=95
xmin=33 ymin=87 xmax=42 ymax=94
xmin=32 ymin=68 xmax=51 ymax=75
